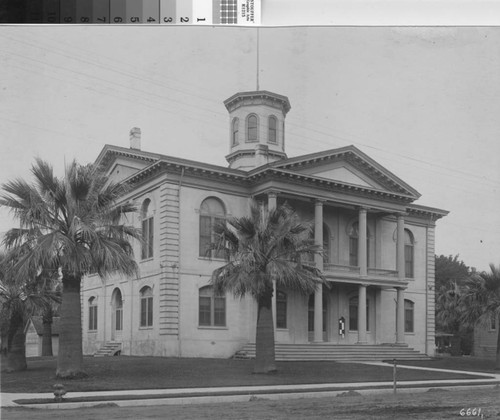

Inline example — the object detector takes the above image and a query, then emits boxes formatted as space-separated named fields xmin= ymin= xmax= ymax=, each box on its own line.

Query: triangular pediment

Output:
xmin=299 ymin=162 xmax=383 ymax=189
xmin=94 ymin=145 xmax=161 ymax=184
xmin=107 ymin=161 xmax=148 ymax=184
xmin=271 ymin=145 xmax=420 ymax=198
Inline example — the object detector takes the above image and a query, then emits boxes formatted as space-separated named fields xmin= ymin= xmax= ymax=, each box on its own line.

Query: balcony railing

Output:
xmin=367 ymin=267 xmax=398 ymax=278
xmin=324 ymin=263 xmax=360 ymax=274
xmin=322 ymin=263 xmax=398 ymax=278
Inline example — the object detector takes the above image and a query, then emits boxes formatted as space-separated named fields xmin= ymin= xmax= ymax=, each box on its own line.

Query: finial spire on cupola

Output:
xmin=224 ymin=91 xmax=291 ymax=170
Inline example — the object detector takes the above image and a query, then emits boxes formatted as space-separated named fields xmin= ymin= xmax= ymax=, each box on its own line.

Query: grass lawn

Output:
xmin=397 ymin=356 xmax=499 ymax=373
xmin=1 ymin=355 xmax=495 ymax=394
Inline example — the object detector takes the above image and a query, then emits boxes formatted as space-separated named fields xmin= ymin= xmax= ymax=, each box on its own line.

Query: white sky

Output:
xmin=0 ymin=26 xmax=499 ymax=271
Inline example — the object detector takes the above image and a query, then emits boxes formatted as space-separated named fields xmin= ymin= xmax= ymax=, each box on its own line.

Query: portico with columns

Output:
xmin=261 ymin=184 xmax=445 ymax=350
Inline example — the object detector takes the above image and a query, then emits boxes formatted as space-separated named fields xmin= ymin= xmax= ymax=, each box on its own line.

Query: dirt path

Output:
xmin=2 ymin=386 xmax=499 ymax=419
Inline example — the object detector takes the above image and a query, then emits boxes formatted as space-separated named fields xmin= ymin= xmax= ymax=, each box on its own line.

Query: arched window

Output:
xmin=199 ymin=286 xmax=226 ymax=327
xmin=268 ymin=116 xmax=277 ymax=143
xmin=140 ymin=286 xmax=153 ymax=327
xmin=232 ymin=118 xmax=239 ymax=146
xmin=276 ymin=290 xmax=287 ymax=329
xmin=404 ymin=229 xmax=414 ymax=278
xmin=348 ymin=296 xmax=370 ymax=331
xmin=404 ymin=299 xmax=414 ymax=333
xmin=199 ymin=197 xmax=226 ymax=258
xmin=113 ymin=289 xmax=123 ymax=331
xmin=348 ymin=222 xmax=369 ymax=267
xmin=308 ymin=293 xmax=327 ymax=332
xmin=141 ymin=199 xmax=154 ymax=260
xmin=247 ymin=114 xmax=258 ymax=142
xmin=88 ymin=297 xmax=98 ymax=331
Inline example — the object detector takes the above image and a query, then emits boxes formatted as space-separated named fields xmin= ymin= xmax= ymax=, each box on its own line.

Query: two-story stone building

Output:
xmin=81 ymin=90 xmax=448 ymax=359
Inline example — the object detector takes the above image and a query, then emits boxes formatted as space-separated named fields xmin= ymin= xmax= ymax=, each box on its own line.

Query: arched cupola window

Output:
xmin=268 ymin=116 xmax=277 ymax=143
xmin=232 ymin=118 xmax=239 ymax=146
xmin=247 ymin=114 xmax=258 ymax=142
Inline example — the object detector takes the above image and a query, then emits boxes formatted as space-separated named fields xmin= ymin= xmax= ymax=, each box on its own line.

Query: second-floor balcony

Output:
xmin=309 ymin=262 xmax=404 ymax=287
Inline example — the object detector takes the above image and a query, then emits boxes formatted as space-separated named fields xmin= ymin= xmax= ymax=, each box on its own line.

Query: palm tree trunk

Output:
xmin=254 ymin=289 xmax=276 ymax=374
xmin=57 ymin=273 xmax=85 ymax=378
xmin=6 ymin=310 xmax=27 ymax=372
xmin=41 ymin=308 xmax=53 ymax=357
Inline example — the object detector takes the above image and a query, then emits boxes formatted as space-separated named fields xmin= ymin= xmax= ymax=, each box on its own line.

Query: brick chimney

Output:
xmin=130 ymin=127 xmax=141 ymax=150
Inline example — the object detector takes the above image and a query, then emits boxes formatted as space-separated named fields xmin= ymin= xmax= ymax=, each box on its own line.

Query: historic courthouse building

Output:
xmin=81 ymin=91 xmax=448 ymax=358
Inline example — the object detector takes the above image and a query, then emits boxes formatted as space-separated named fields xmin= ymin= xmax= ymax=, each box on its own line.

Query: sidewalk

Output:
xmin=2 ymin=363 xmax=500 ymax=410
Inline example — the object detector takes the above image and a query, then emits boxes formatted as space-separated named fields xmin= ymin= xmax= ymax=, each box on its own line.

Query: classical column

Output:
xmin=357 ymin=284 xmax=367 ymax=344
xmin=396 ymin=287 xmax=406 ymax=344
xmin=396 ymin=213 xmax=405 ymax=280
xmin=268 ymin=192 xmax=278 ymax=212
xmin=268 ymin=192 xmax=278 ymax=336
xmin=358 ymin=207 xmax=368 ymax=277
xmin=314 ymin=199 xmax=324 ymax=342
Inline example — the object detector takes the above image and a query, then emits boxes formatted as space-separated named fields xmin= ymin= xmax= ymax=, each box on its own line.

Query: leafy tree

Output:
xmin=0 ymin=159 xmax=139 ymax=378
xmin=210 ymin=203 xmax=324 ymax=373
xmin=435 ymin=255 xmax=473 ymax=355
xmin=461 ymin=264 xmax=500 ymax=369
xmin=435 ymin=254 xmax=471 ymax=290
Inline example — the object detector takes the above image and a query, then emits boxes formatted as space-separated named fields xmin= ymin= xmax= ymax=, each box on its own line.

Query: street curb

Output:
xmin=5 ymin=381 xmax=500 ymax=410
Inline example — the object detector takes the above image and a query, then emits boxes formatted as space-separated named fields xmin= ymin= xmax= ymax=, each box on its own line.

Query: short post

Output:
xmin=53 ymin=383 xmax=66 ymax=402
xmin=392 ymin=358 xmax=397 ymax=394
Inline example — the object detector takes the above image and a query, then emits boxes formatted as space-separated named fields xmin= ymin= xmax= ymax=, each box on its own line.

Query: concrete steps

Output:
xmin=94 ymin=342 xmax=122 ymax=357
xmin=234 ymin=343 xmax=431 ymax=362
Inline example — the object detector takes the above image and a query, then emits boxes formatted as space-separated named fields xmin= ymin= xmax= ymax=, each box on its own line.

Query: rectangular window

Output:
xmin=89 ymin=306 xmax=97 ymax=331
xmin=199 ymin=296 xmax=211 ymax=326
xmin=115 ymin=308 xmax=123 ymax=331
xmin=276 ymin=291 xmax=287 ymax=329
xmin=349 ymin=237 xmax=358 ymax=267
xmin=405 ymin=244 xmax=414 ymax=278
xmin=276 ymin=301 xmax=287 ymax=329
xmin=349 ymin=303 xmax=358 ymax=331
xmin=490 ymin=314 xmax=497 ymax=331
xmin=141 ymin=217 xmax=154 ymax=260
xmin=404 ymin=302 xmax=414 ymax=333
xmin=214 ymin=296 xmax=226 ymax=327
xmin=140 ymin=297 xmax=153 ymax=327
xmin=199 ymin=215 xmax=212 ymax=257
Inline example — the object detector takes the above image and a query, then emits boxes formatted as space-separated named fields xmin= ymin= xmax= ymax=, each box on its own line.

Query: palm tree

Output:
xmin=0 ymin=253 xmax=59 ymax=371
xmin=37 ymin=272 xmax=61 ymax=357
xmin=461 ymin=264 xmax=500 ymax=369
xmin=0 ymin=159 xmax=140 ymax=378
xmin=210 ymin=203 xmax=324 ymax=373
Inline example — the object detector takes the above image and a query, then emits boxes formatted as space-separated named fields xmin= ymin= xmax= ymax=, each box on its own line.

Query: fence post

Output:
xmin=393 ymin=358 xmax=397 ymax=394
